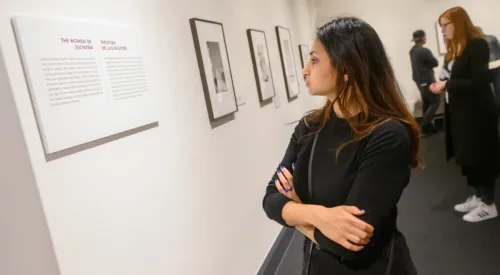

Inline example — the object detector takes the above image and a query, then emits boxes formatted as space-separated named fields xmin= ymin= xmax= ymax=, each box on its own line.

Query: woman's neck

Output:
xmin=332 ymin=100 xmax=361 ymax=119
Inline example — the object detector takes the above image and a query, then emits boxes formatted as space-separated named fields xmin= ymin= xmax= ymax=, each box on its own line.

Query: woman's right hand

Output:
xmin=314 ymin=206 xmax=374 ymax=251
xmin=430 ymin=81 xmax=446 ymax=94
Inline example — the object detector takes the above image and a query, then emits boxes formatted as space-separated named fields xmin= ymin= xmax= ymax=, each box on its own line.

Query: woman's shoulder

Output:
xmin=467 ymin=37 xmax=489 ymax=50
xmin=365 ymin=119 xmax=410 ymax=147
xmin=354 ymin=119 xmax=412 ymax=166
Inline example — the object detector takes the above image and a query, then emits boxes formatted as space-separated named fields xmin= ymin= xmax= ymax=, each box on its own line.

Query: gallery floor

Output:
xmin=270 ymin=132 xmax=500 ymax=275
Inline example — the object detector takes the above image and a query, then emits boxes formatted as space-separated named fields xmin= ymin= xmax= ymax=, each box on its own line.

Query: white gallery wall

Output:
xmin=313 ymin=0 xmax=500 ymax=115
xmin=0 ymin=0 xmax=320 ymax=275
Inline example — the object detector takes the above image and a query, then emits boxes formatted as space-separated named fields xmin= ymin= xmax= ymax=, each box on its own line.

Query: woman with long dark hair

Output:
xmin=262 ymin=17 xmax=419 ymax=274
xmin=430 ymin=6 xmax=499 ymax=222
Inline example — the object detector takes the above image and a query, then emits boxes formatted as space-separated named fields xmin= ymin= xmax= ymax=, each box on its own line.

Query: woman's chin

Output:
xmin=308 ymin=89 xmax=324 ymax=96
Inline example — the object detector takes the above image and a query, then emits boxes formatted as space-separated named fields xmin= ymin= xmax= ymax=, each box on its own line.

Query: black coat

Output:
xmin=443 ymin=38 xmax=499 ymax=169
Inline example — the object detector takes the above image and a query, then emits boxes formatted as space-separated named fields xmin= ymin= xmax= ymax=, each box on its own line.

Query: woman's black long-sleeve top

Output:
xmin=262 ymin=112 xmax=417 ymax=274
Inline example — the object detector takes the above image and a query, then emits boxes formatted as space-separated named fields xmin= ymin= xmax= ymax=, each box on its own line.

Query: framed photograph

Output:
xmin=299 ymin=44 xmax=310 ymax=68
xmin=189 ymin=18 xmax=237 ymax=121
xmin=435 ymin=22 xmax=447 ymax=55
xmin=247 ymin=29 xmax=275 ymax=102
xmin=275 ymin=26 xmax=300 ymax=100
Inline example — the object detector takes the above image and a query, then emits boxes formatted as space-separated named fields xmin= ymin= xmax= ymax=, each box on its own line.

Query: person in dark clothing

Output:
xmin=431 ymin=6 xmax=499 ymax=222
xmin=409 ymin=29 xmax=440 ymax=136
xmin=262 ymin=17 xmax=420 ymax=275
xmin=477 ymin=26 xmax=500 ymax=114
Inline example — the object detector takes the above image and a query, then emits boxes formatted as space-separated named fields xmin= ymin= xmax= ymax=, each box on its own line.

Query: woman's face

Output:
xmin=440 ymin=16 xmax=455 ymax=40
xmin=302 ymin=39 xmax=338 ymax=100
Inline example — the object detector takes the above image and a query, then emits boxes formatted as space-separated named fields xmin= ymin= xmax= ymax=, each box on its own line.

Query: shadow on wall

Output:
xmin=45 ymin=122 xmax=159 ymax=162
xmin=0 ymin=45 xmax=61 ymax=275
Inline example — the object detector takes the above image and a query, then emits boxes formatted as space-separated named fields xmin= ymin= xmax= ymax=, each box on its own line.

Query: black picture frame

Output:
xmin=435 ymin=22 xmax=447 ymax=56
xmin=298 ymin=44 xmax=310 ymax=69
xmin=247 ymin=29 xmax=276 ymax=102
xmin=275 ymin=26 xmax=300 ymax=101
xmin=189 ymin=18 xmax=238 ymax=122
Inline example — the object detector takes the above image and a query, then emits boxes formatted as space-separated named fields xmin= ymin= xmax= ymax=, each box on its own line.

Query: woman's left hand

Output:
xmin=275 ymin=164 xmax=302 ymax=203
xmin=430 ymin=80 xmax=447 ymax=94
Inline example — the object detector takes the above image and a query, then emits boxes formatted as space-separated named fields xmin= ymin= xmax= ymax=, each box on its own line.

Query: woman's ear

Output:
xmin=343 ymin=74 xmax=348 ymax=82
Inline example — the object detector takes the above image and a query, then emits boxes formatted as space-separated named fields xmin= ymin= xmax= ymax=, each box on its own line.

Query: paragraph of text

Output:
xmin=41 ymin=57 xmax=103 ymax=106
xmin=105 ymin=57 xmax=148 ymax=101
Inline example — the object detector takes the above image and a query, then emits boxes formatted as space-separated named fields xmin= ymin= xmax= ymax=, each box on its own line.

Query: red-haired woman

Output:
xmin=431 ymin=6 xmax=499 ymax=223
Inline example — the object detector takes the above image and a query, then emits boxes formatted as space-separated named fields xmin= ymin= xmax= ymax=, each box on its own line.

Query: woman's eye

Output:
xmin=311 ymin=58 xmax=318 ymax=64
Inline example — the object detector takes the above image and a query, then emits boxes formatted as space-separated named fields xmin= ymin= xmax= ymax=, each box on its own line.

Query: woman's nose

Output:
xmin=302 ymin=66 xmax=309 ymax=77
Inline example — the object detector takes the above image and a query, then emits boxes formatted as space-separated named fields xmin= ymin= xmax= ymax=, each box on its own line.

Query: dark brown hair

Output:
xmin=306 ymin=17 xmax=423 ymax=170
xmin=439 ymin=6 xmax=484 ymax=61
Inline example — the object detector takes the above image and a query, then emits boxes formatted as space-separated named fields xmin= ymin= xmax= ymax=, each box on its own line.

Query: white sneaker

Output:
xmin=454 ymin=195 xmax=481 ymax=213
xmin=463 ymin=202 xmax=498 ymax=223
